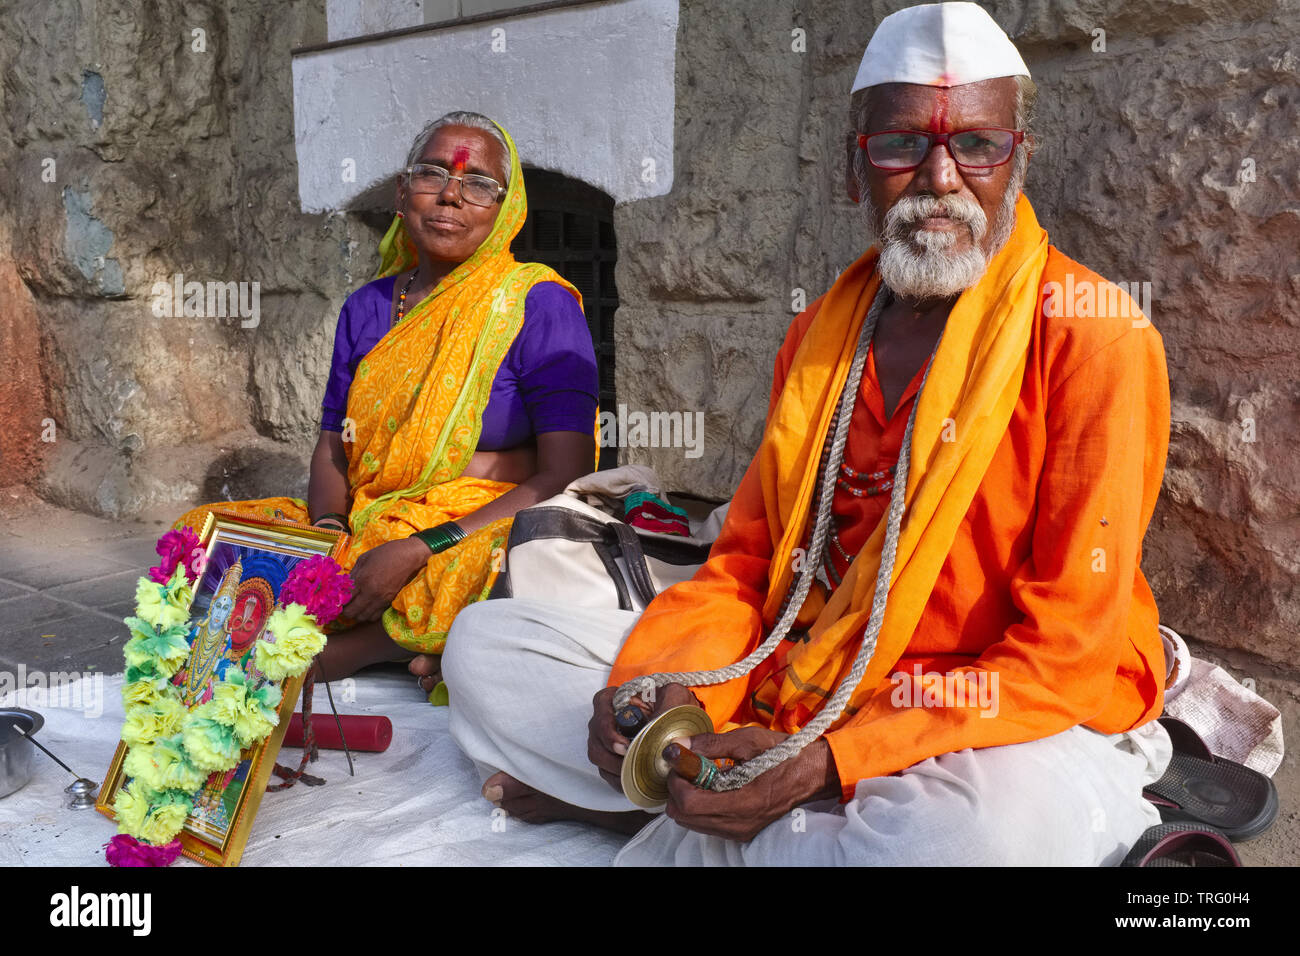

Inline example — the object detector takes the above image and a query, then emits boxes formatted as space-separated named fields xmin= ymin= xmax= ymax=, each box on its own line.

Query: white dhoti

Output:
xmin=443 ymin=598 xmax=1172 ymax=866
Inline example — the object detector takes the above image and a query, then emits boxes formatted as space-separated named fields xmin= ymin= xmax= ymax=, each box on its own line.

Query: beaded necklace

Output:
xmin=837 ymin=461 xmax=896 ymax=498
xmin=395 ymin=269 xmax=419 ymax=324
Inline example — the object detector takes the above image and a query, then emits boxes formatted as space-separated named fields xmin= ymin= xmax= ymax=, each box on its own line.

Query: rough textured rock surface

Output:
xmin=1 ymin=0 xmax=1296 ymax=671
xmin=0 ymin=0 xmax=374 ymax=514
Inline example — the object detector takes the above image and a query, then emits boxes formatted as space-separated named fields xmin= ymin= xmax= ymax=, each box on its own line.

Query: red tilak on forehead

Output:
xmin=928 ymin=88 xmax=950 ymax=132
xmin=452 ymin=145 xmax=470 ymax=171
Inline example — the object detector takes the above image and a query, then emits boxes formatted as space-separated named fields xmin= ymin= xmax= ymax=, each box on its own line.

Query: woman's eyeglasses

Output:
xmin=405 ymin=163 xmax=506 ymax=206
xmin=858 ymin=128 xmax=1024 ymax=171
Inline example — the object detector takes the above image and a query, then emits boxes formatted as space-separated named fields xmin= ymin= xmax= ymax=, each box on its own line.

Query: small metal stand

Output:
xmin=64 ymin=778 xmax=98 ymax=810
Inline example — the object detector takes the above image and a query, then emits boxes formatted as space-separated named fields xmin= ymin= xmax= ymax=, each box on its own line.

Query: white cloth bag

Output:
xmin=489 ymin=466 xmax=728 ymax=612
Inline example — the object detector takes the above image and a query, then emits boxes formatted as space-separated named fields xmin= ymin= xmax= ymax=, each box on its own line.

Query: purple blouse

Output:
xmin=320 ymin=276 xmax=598 ymax=450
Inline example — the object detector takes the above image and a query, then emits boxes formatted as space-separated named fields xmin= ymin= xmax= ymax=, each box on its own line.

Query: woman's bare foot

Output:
xmin=312 ymin=620 xmax=403 ymax=682
xmin=408 ymin=653 xmax=441 ymax=694
xmin=481 ymin=771 xmax=653 ymax=835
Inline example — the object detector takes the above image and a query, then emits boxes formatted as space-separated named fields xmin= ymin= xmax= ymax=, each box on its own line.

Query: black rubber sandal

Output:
xmin=1122 ymin=822 xmax=1241 ymax=867
xmin=1143 ymin=717 xmax=1278 ymax=842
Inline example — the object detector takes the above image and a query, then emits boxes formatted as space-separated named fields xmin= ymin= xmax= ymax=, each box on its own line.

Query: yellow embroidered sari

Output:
xmin=174 ymin=121 xmax=581 ymax=656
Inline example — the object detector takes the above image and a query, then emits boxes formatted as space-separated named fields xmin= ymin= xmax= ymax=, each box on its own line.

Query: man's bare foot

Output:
xmin=481 ymin=771 xmax=652 ymax=835
xmin=408 ymin=653 xmax=441 ymax=694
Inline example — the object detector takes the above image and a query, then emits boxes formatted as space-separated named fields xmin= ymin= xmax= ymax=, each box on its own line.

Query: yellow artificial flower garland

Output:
xmin=111 ymin=565 xmax=328 ymax=848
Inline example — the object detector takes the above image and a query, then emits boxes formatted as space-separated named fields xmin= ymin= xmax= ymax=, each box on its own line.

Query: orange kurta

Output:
xmin=608 ymin=246 xmax=1170 ymax=800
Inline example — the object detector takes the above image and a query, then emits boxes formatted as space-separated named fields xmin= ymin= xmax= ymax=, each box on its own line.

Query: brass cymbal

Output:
xmin=620 ymin=704 xmax=714 ymax=810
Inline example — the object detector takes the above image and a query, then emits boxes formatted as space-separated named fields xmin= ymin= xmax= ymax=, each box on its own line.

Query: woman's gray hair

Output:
xmin=404 ymin=111 xmax=511 ymax=185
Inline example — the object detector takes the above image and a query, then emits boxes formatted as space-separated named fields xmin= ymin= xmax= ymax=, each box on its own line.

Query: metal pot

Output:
xmin=0 ymin=708 xmax=45 ymax=799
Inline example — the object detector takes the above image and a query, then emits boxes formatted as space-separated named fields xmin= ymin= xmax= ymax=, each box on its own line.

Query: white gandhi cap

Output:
xmin=851 ymin=2 xmax=1030 ymax=93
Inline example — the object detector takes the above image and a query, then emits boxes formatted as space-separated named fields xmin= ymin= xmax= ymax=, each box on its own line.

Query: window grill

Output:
xmin=511 ymin=167 xmax=618 ymax=469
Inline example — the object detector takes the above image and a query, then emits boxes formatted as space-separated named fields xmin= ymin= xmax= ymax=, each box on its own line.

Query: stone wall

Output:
xmin=0 ymin=0 xmax=373 ymax=513
xmin=1 ymin=0 xmax=1296 ymax=666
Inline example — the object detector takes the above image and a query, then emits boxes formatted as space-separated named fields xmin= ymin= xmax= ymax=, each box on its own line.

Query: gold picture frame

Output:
xmin=95 ymin=508 xmax=347 ymax=867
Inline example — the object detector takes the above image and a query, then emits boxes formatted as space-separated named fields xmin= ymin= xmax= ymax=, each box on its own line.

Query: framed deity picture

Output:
xmin=95 ymin=508 xmax=347 ymax=867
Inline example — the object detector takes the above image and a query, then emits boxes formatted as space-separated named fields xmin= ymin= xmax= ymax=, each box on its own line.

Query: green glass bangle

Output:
xmin=314 ymin=512 xmax=351 ymax=532
xmin=412 ymin=521 xmax=468 ymax=554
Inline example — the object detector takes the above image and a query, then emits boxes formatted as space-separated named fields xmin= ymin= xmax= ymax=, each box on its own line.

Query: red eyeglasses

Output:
xmin=858 ymin=128 xmax=1025 ymax=171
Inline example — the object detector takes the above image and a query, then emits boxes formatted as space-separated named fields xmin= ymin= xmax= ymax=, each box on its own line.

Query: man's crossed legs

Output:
xmin=443 ymin=598 xmax=1171 ymax=866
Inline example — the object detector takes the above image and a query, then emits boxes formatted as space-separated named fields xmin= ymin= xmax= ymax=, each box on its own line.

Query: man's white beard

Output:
xmin=859 ymin=155 xmax=1024 ymax=301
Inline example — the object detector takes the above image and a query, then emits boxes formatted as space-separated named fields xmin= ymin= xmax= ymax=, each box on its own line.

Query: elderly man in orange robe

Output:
xmin=442 ymin=1 xmax=1174 ymax=865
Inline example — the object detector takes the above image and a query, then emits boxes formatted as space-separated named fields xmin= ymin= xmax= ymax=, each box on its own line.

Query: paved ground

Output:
xmin=0 ymin=487 xmax=176 ymax=677
xmin=1 ymin=483 xmax=1294 ymax=865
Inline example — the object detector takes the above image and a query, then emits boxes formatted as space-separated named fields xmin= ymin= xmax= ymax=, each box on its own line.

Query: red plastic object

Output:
xmin=284 ymin=713 xmax=392 ymax=753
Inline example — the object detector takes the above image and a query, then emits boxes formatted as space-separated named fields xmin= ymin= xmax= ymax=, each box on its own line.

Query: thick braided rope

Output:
xmin=268 ymin=672 xmax=324 ymax=790
xmin=709 ymin=346 xmax=937 ymax=789
xmin=611 ymin=288 xmax=887 ymax=716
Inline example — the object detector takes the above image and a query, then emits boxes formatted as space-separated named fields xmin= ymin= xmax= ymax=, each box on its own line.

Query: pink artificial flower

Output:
xmin=279 ymin=554 xmax=353 ymax=625
xmin=104 ymin=834 xmax=184 ymax=867
xmin=148 ymin=527 xmax=203 ymax=585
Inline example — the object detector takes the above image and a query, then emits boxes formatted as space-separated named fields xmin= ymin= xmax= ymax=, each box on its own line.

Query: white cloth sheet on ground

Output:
xmin=445 ymin=598 xmax=1174 ymax=866
xmin=0 ymin=670 xmax=626 ymax=866
xmin=1164 ymin=657 xmax=1284 ymax=776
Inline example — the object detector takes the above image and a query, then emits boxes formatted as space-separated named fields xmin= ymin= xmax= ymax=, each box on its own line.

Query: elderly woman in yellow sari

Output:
xmin=172 ymin=111 xmax=599 ymax=698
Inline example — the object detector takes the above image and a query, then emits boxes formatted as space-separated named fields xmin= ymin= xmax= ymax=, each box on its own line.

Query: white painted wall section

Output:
xmin=295 ymin=0 xmax=679 ymax=212
xmin=326 ymin=0 xmax=426 ymax=43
